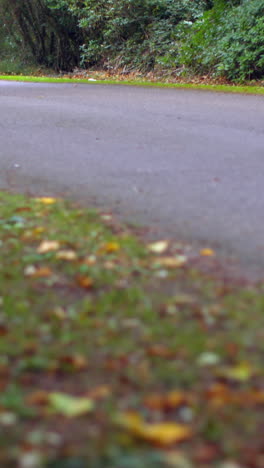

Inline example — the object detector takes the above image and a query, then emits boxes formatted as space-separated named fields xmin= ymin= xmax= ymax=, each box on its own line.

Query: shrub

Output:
xmin=179 ymin=0 xmax=264 ymax=81
xmin=0 ymin=0 xmax=82 ymax=71
xmin=69 ymin=0 xmax=207 ymax=70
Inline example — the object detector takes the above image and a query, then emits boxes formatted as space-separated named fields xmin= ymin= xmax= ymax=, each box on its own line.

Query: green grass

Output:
xmin=0 ymin=73 xmax=264 ymax=95
xmin=1 ymin=190 xmax=264 ymax=468
xmin=0 ymin=58 xmax=42 ymax=76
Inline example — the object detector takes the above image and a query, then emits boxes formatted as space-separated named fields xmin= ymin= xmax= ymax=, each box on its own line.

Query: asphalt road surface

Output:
xmin=1 ymin=80 xmax=264 ymax=276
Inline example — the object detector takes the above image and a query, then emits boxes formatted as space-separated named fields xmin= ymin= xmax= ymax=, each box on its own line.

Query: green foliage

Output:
xmin=0 ymin=0 xmax=263 ymax=80
xmin=0 ymin=0 xmax=82 ymax=71
xmin=69 ymin=0 xmax=206 ymax=70
xmin=179 ymin=0 xmax=264 ymax=81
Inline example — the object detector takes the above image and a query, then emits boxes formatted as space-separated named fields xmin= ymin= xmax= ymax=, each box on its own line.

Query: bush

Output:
xmin=69 ymin=0 xmax=207 ymax=70
xmin=0 ymin=0 xmax=82 ymax=71
xmin=179 ymin=0 xmax=264 ymax=81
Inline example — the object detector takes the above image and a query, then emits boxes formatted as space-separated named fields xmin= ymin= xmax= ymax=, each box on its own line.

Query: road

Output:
xmin=1 ymin=80 xmax=264 ymax=276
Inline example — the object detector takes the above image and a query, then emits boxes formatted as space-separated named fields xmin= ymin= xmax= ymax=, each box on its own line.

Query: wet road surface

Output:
xmin=1 ymin=80 xmax=264 ymax=276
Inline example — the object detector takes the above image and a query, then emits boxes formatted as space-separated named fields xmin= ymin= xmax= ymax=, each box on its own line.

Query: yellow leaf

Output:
xmin=142 ymin=422 xmax=192 ymax=445
xmin=100 ymin=242 xmax=120 ymax=253
xmin=218 ymin=362 xmax=253 ymax=382
xmin=200 ymin=248 xmax=215 ymax=257
xmin=33 ymin=227 xmax=45 ymax=235
xmin=35 ymin=197 xmax=57 ymax=204
xmin=56 ymin=250 xmax=77 ymax=261
xmin=48 ymin=392 xmax=94 ymax=417
xmin=147 ymin=240 xmax=169 ymax=254
xmin=117 ymin=412 xmax=192 ymax=446
xmin=37 ymin=240 xmax=60 ymax=253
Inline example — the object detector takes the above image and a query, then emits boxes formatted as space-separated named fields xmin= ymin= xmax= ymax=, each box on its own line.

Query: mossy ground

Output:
xmin=1 ymin=191 xmax=264 ymax=467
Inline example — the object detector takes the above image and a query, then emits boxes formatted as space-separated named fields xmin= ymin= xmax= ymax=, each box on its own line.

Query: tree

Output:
xmin=0 ymin=0 xmax=83 ymax=70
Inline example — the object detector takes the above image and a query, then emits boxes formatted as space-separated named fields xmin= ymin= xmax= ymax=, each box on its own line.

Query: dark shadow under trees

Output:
xmin=0 ymin=0 xmax=83 ymax=71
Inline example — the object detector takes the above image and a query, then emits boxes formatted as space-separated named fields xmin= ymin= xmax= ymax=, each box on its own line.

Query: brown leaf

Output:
xmin=59 ymin=354 xmax=88 ymax=371
xmin=205 ymin=383 xmax=236 ymax=407
xmin=27 ymin=390 xmax=49 ymax=406
xmin=144 ymin=390 xmax=188 ymax=411
xmin=15 ymin=206 xmax=32 ymax=213
xmin=24 ymin=266 xmax=53 ymax=278
xmin=86 ymin=385 xmax=111 ymax=401
xmin=147 ymin=344 xmax=175 ymax=358
xmin=76 ymin=275 xmax=94 ymax=289
xmin=0 ymin=325 xmax=8 ymax=337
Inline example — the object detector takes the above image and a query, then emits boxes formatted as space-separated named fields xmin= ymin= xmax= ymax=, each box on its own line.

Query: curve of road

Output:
xmin=1 ymin=80 xmax=264 ymax=277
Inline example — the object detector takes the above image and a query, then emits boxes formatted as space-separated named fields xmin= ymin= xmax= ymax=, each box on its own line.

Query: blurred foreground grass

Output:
xmin=1 ymin=191 xmax=264 ymax=468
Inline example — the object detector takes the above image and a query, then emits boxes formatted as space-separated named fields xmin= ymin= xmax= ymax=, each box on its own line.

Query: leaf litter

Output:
xmin=0 ymin=191 xmax=264 ymax=467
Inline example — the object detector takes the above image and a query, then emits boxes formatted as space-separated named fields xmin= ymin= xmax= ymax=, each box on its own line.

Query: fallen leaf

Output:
xmin=217 ymin=362 xmax=253 ymax=382
xmin=50 ymin=307 xmax=66 ymax=320
xmin=144 ymin=390 xmax=188 ymax=410
xmin=0 ymin=325 xmax=8 ymax=337
xmin=117 ymin=412 xmax=192 ymax=445
xmin=200 ymin=248 xmax=215 ymax=256
xmin=147 ymin=240 xmax=169 ymax=254
xmin=99 ymin=242 xmax=120 ymax=253
xmin=82 ymin=255 xmax=97 ymax=266
xmin=197 ymin=352 xmax=220 ymax=366
xmin=24 ymin=266 xmax=53 ymax=278
xmin=100 ymin=213 xmax=112 ymax=221
xmin=56 ymin=250 xmax=77 ymax=261
xmin=15 ymin=206 xmax=32 ymax=213
xmin=37 ymin=240 xmax=60 ymax=253
xmin=147 ymin=344 xmax=175 ymax=358
xmin=153 ymin=256 xmax=187 ymax=268
xmin=76 ymin=275 xmax=94 ymax=289
xmin=35 ymin=197 xmax=57 ymax=204
xmin=27 ymin=390 xmax=49 ymax=406
xmin=33 ymin=227 xmax=45 ymax=236
xmin=59 ymin=354 xmax=88 ymax=370
xmin=86 ymin=385 xmax=111 ymax=401
xmin=48 ymin=392 xmax=94 ymax=417
xmin=205 ymin=384 xmax=236 ymax=407
xmin=174 ymin=294 xmax=195 ymax=305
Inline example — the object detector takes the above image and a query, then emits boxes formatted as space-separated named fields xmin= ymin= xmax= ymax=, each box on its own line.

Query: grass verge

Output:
xmin=1 ymin=191 xmax=264 ymax=468
xmin=0 ymin=73 xmax=264 ymax=95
